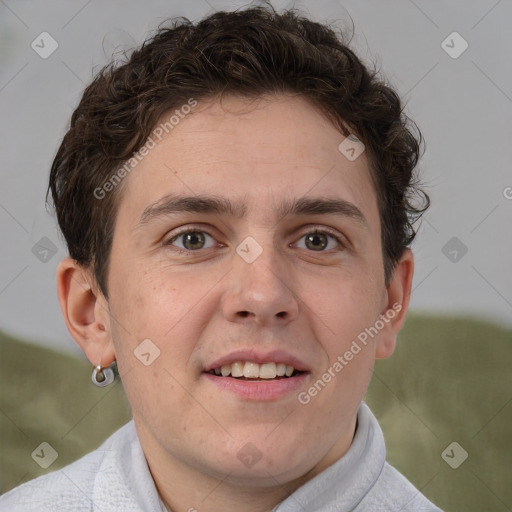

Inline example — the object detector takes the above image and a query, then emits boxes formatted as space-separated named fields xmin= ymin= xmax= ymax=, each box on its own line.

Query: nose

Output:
xmin=220 ymin=238 xmax=300 ymax=327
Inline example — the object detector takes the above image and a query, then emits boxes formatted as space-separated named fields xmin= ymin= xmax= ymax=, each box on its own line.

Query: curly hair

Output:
xmin=48 ymin=5 xmax=429 ymax=297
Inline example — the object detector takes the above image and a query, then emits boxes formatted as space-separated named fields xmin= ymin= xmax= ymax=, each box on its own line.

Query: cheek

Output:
xmin=106 ymin=259 xmax=225 ymax=377
xmin=305 ymin=267 xmax=382 ymax=342
xmin=109 ymin=261 xmax=195 ymax=339
xmin=308 ymin=271 xmax=382 ymax=405
xmin=106 ymin=268 xmax=200 ymax=422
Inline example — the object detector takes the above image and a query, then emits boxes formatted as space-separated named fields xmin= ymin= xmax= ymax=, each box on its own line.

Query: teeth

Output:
xmin=231 ymin=361 xmax=244 ymax=378
xmin=211 ymin=361 xmax=299 ymax=379
xmin=259 ymin=362 xmax=277 ymax=379
xmin=243 ymin=362 xmax=260 ymax=378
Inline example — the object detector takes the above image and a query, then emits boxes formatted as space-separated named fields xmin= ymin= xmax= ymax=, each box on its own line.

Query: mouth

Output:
xmin=203 ymin=357 xmax=309 ymax=400
xmin=206 ymin=361 xmax=306 ymax=380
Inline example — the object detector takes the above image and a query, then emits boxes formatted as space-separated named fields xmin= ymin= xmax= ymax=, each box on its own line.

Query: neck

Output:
xmin=155 ymin=473 xmax=293 ymax=512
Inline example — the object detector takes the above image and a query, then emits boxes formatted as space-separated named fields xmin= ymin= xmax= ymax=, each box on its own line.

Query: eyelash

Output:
xmin=164 ymin=226 xmax=345 ymax=254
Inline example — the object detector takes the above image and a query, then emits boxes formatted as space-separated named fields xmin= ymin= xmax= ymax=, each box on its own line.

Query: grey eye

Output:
xmin=170 ymin=231 xmax=216 ymax=251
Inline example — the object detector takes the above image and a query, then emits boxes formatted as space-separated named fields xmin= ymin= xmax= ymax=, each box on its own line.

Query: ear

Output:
xmin=375 ymin=249 xmax=414 ymax=359
xmin=56 ymin=257 xmax=115 ymax=367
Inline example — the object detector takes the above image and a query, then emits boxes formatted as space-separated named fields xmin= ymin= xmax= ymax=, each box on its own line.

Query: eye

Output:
xmin=294 ymin=229 xmax=343 ymax=252
xmin=164 ymin=227 xmax=344 ymax=254
xmin=166 ymin=229 xmax=217 ymax=252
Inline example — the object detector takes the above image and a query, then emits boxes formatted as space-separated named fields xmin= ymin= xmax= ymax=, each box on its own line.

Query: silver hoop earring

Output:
xmin=91 ymin=364 xmax=115 ymax=387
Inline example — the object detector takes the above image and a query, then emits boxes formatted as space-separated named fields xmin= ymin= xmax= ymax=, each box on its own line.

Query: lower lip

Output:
xmin=203 ymin=372 xmax=308 ymax=400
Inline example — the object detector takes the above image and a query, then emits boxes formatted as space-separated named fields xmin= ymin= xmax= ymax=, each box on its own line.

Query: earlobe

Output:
xmin=56 ymin=258 xmax=115 ymax=367
xmin=375 ymin=249 xmax=414 ymax=359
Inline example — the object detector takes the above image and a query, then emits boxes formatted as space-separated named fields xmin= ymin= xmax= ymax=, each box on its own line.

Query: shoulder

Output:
xmin=0 ymin=421 xmax=139 ymax=512
xmin=358 ymin=461 xmax=443 ymax=511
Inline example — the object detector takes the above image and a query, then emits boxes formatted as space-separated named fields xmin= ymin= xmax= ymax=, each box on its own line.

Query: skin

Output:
xmin=57 ymin=93 xmax=414 ymax=512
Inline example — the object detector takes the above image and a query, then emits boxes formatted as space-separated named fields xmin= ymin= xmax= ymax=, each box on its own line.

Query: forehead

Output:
xmin=116 ymin=94 xmax=379 ymax=230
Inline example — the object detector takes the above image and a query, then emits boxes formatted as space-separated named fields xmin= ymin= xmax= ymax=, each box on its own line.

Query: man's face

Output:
xmin=106 ymin=94 xmax=389 ymax=485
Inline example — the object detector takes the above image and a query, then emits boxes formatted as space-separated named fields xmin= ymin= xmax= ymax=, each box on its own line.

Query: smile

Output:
xmin=207 ymin=361 xmax=303 ymax=379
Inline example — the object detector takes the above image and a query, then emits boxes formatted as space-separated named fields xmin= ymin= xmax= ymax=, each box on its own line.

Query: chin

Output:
xmin=205 ymin=435 xmax=318 ymax=486
xmin=222 ymin=459 xmax=313 ymax=488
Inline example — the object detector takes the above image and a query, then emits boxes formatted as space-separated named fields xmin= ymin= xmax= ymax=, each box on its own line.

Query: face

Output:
xmin=105 ymin=94 xmax=391 ymax=486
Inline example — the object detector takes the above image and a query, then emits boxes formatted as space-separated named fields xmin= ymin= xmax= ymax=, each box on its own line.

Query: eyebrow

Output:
xmin=138 ymin=194 xmax=368 ymax=227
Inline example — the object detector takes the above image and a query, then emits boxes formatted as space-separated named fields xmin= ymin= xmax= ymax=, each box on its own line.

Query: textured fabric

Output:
xmin=0 ymin=403 xmax=442 ymax=511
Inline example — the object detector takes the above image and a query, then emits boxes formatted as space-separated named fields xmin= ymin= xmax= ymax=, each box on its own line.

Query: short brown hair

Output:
xmin=48 ymin=5 xmax=429 ymax=297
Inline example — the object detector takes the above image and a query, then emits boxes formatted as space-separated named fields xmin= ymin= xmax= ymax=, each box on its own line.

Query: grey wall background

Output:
xmin=0 ymin=0 xmax=511 ymax=356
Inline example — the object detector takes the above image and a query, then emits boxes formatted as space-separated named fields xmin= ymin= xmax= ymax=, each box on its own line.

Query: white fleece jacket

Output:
xmin=0 ymin=402 xmax=442 ymax=511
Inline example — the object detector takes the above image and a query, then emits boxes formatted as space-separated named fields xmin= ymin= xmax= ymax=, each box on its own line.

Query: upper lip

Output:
xmin=205 ymin=349 xmax=310 ymax=373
